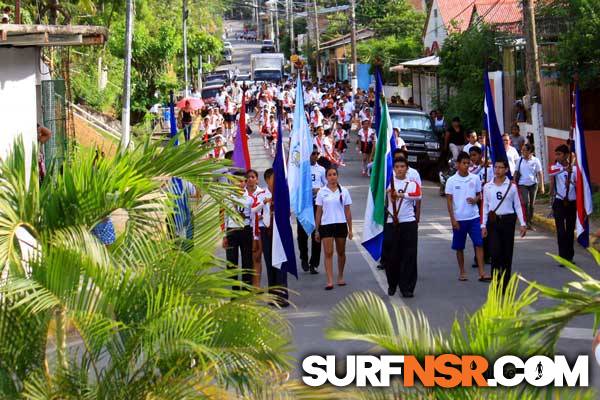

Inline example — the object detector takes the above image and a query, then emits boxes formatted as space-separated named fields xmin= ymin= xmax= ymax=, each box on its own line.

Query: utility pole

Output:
xmin=349 ymin=0 xmax=358 ymax=94
xmin=312 ymin=0 xmax=320 ymax=80
xmin=255 ymin=0 xmax=261 ymax=40
xmin=290 ymin=0 xmax=295 ymax=54
xmin=182 ymin=0 xmax=190 ymax=97
xmin=120 ymin=0 xmax=133 ymax=154
xmin=522 ymin=0 xmax=547 ymax=173
xmin=15 ymin=0 xmax=20 ymax=23
xmin=274 ymin=0 xmax=280 ymax=51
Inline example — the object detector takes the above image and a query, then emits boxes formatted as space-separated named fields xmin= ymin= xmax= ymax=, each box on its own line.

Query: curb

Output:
xmin=533 ymin=212 xmax=600 ymax=250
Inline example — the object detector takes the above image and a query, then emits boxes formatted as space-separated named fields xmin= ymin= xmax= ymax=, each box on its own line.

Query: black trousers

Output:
xmin=553 ymin=199 xmax=576 ymax=262
xmin=383 ymin=222 xmax=418 ymax=295
xmin=297 ymin=205 xmax=321 ymax=268
xmin=488 ymin=214 xmax=516 ymax=290
xmin=225 ymin=226 xmax=253 ymax=289
xmin=261 ymin=227 xmax=288 ymax=302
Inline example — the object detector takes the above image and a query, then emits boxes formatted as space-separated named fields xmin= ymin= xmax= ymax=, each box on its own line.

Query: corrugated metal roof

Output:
xmin=390 ymin=55 xmax=440 ymax=71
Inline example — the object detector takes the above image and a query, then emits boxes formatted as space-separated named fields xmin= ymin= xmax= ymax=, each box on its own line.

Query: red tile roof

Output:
xmin=436 ymin=0 xmax=522 ymax=33
xmin=437 ymin=0 xmax=475 ymax=33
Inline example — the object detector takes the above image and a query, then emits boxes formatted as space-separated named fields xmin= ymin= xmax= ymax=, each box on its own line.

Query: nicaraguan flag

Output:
xmin=287 ymin=75 xmax=315 ymax=234
xmin=574 ymin=87 xmax=593 ymax=247
xmin=272 ymin=108 xmax=298 ymax=277
xmin=483 ymin=70 xmax=511 ymax=179
xmin=361 ymin=97 xmax=393 ymax=261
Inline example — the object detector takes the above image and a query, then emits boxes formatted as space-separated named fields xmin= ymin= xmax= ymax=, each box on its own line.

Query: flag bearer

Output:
xmin=222 ymin=170 xmax=254 ymax=290
xmin=481 ymin=159 xmax=527 ymax=290
xmin=258 ymin=168 xmax=289 ymax=306
xmin=548 ymin=144 xmax=578 ymax=264
xmin=383 ymin=157 xmax=422 ymax=298
xmin=297 ymin=149 xmax=326 ymax=274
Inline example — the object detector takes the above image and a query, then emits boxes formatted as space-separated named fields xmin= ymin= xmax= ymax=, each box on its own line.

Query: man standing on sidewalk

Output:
xmin=445 ymin=152 xmax=491 ymax=282
xmin=298 ymin=149 xmax=327 ymax=274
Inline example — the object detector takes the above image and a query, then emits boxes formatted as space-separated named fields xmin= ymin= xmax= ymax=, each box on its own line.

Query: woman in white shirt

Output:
xmin=315 ymin=168 xmax=353 ymax=290
xmin=514 ymin=143 xmax=545 ymax=229
xmin=246 ymin=169 xmax=268 ymax=288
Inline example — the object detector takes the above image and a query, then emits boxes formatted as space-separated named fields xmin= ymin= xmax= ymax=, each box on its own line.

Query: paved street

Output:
xmin=222 ymin=21 xmax=600 ymax=381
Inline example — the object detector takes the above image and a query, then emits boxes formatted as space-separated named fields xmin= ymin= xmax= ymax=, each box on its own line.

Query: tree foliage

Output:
xmin=0 ymin=136 xmax=294 ymax=398
xmin=537 ymin=0 xmax=600 ymax=88
xmin=357 ymin=36 xmax=422 ymax=82
xmin=437 ymin=25 xmax=501 ymax=130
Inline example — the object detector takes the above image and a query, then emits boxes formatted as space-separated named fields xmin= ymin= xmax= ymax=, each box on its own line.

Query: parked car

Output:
xmin=223 ymin=41 xmax=233 ymax=51
xmin=204 ymin=70 xmax=231 ymax=83
xmin=261 ymin=44 xmax=276 ymax=53
xmin=222 ymin=48 xmax=233 ymax=64
xmin=234 ymin=73 xmax=251 ymax=82
xmin=388 ymin=105 xmax=442 ymax=174
xmin=262 ymin=39 xmax=274 ymax=45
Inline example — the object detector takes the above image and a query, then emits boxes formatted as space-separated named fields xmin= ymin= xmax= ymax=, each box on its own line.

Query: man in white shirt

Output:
xmin=222 ymin=171 xmax=254 ymax=289
xmin=503 ymin=133 xmax=520 ymax=175
xmin=548 ymin=144 xmax=578 ymax=263
xmin=463 ymin=130 xmax=482 ymax=155
xmin=382 ymin=157 xmax=422 ymax=298
xmin=342 ymin=96 xmax=355 ymax=130
xmin=445 ymin=152 xmax=491 ymax=282
xmin=297 ymin=150 xmax=327 ymax=274
xmin=481 ymin=158 xmax=527 ymax=291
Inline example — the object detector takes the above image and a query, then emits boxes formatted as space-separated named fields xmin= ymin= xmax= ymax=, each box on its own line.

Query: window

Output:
xmin=390 ymin=114 xmax=432 ymax=132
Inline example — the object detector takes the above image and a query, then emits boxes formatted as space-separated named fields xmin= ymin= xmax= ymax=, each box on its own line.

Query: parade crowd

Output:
xmin=174 ymin=76 xmax=581 ymax=304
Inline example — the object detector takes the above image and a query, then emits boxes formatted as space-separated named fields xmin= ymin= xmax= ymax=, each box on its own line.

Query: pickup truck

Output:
xmin=388 ymin=105 xmax=441 ymax=173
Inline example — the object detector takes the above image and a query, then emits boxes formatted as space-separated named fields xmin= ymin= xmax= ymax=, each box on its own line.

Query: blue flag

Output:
xmin=373 ymin=67 xmax=383 ymax=135
xmin=483 ymin=70 xmax=510 ymax=178
xmin=168 ymin=91 xmax=191 ymax=240
xmin=287 ymin=75 xmax=315 ymax=234
xmin=271 ymin=108 xmax=298 ymax=278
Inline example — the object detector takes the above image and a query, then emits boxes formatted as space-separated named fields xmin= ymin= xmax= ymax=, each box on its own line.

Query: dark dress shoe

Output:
xmin=309 ymin=265 xmax=319 ymax=274
xmin=387 ymin=287 xmax=396 ymax=296
xmin=301 ymin=261 xmax=309 ymax=272
xmin=402 ymin=292 xmax=414 ymax=298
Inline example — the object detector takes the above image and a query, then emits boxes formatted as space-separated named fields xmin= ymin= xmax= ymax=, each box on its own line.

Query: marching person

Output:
xmin=445 ymin=152 xmax=491 ymax=282
xmin=469 ymin=146 xmax=492 ymax=266
xmin=358 ymin=118 xmax=375 ymax=176
xmin=258 ymin=168 xmax=289 ymax=306
xmin=549 ymin=144 xmax=578 ymax=264
xmin=246 ymin=169 xmax=267 ymax=288
xmin=481 ymin=158 xmax=527 ymax=290
xmin=503 ymin=133 xmax=520 ymax=175
xmin=383 ymin=157 xmax=422 ymax=298
xmin=298 ymin=149 xmax=327 ymax=274
xmin=514 ymin=143 xmax=545 ymax=230
xmin=223 ymin=171 xmax=254 ymax=290
xmin=315 ymin=167 xmax=353 ymax=290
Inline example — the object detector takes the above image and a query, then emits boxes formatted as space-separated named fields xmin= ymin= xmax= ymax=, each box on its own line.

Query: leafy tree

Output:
xmin=357 ymin=36 xmax=422 ymax=82
xmin=325 ymin=274 xmax=596 ymax=399
xmin=372 ymin=0 xmax=425 ymax=39
xmin=0 ymin=136 xmax=293 ymax=398
xmin=437 ymin=24 xmax=501 ymax=130
xmin=537 ymin=0 xmax=600 ymax=89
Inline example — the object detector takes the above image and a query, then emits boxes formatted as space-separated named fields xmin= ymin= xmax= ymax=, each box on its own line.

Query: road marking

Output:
xmin=350 ymin=221 xmax=406 ymax=308
xmin=560 ymin=327 xmax=595 ymax=341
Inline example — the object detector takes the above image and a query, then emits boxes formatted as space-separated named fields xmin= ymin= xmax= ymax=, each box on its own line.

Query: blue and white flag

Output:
xmin=287 ymin=75 xmax=315 ymax=234
xmin=272 ymin=108 xmax=298 ymax=277
xmin=574 ymin=87 xmax=593 ymax=247
xmin=483 ymin=70 xmax=510 ymax=178
xmin=168 ymin=91 xmax=191 ymax=240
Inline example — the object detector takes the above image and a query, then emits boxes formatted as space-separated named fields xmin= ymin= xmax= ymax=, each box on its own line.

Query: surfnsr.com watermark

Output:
xmin=302 ymin=355 xmax=589 ymax=388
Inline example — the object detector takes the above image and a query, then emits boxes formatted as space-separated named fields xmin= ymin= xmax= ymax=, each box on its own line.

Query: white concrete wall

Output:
xmin=0 ymin=47 xmax=37 ymax=174
xmin=424 ymin=0 xmax=448 ymax=51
